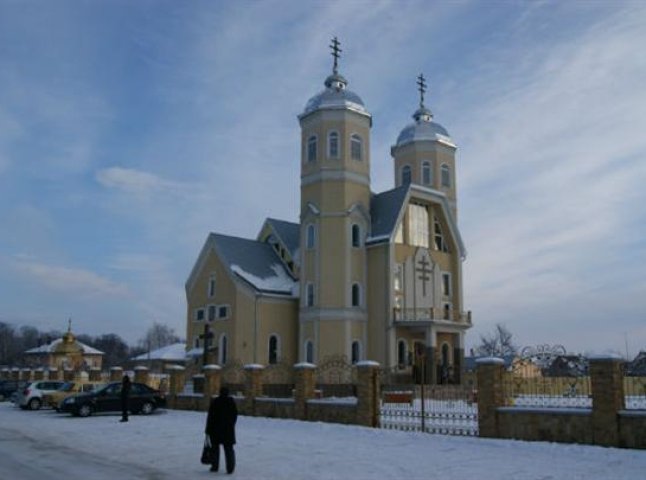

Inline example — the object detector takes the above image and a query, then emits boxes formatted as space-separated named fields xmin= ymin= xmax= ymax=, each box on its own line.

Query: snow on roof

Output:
xmin=231 ymin=263 xmax=298 ymax=296
xmin=131 ymin=343 xmax=187 ymax=361
xmin=24 ymin=338 xmax=104 ymax=355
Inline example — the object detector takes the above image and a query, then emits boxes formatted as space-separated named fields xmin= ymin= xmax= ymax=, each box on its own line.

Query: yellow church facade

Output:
xmin=186 ymin=42 xmax=471 ymax=384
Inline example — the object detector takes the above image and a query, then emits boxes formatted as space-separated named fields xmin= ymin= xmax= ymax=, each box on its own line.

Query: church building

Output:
xmin=185 ymin=40 xmax=471 ymax=384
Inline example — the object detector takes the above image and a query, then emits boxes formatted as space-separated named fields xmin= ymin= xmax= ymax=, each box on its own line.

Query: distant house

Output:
xmin=23 ymin=324 xmax=103 ymax=370
xmin=544 ymin=355 xmax=589 ymax=377
xmin=130 ymin=343 xmax=187 ymax=371
xmin=625 ymin=351 xmax=646 ymax=376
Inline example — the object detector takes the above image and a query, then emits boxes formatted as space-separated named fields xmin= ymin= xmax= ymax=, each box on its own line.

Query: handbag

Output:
xmin=201 ymin=435 xmax=215 ymax=465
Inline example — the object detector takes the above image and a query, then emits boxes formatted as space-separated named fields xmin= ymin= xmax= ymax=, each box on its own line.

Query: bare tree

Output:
xmin=475 ymin=323 xmax=518 ymax=357
xmin=137 ymin=322 xmax=181 ymax=352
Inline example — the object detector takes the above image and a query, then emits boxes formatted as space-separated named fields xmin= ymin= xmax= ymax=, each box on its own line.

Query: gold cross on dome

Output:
xmin=417 ymin=73 xmax=427 ymax=107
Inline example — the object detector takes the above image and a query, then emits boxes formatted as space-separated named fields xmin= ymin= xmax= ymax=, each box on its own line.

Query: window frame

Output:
xmin=306 ymin=223 xmax=316 ymax=250
xmin=305 ymin=340 xmax=314 ymax=363
xmin=268 ymin=334 xmax=280 ymax=365
xmin=219 ymin=334 xmax=228 ymax=365
xmin=422 ymin=161 xmax=432 ymax=186
xmin=207 ymin=305 xmax=216 ymax=322
xmin=441 ymin=163 xmax=451 ymax=187
xmin=402 ymin=165 xmax=412 ymax=185
xmin=306 ymin=282 xmax=315 ymax=307
xmin=307 ymin=135 xmax=318 ymax=163
xmin=442 ymin=272 xmax=451 ymax=297
xmin=351 ymin=282 xmax=361 ymax=307
xmin=327 ymin=130 xmax=339 ymax=159
xmin=397 ymin=339 xmax=408 ymax=368
xmin=351 ymin=223 xmax=361 ymax=248
xmin=195 ymin=308 xmax=205 ymax=322
xmin=351 ymin=340 xmax=361 ymax=364
xmin=208 ymin=274 xmax=216 ymax=298
xmin=350 ymin=134 xmax=362 ymax=161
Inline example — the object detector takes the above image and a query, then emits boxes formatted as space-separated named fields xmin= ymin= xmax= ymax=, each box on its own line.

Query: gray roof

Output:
xmin=300 ymin=74 xmax=370 ymax=120
xmin=211 ymin=233 xmax=297 ymax=296
xmin=396 ymin=119 xmax=453 ymax=147
xmin=367 ymin=185 xmax=410 ymax=244
xmin=265 ymin=218 xmax=300 ymax=257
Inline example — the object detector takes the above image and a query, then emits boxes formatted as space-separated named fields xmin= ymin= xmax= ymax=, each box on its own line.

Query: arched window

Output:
xmin=328 ymin=131 xmax=339 ymax=159
xmin=208 ymin=274 xmax=216 ymax=298
xmin=351 ymin=224 xmax=361 ymax=247
xmin=402 ymin=165 xmax=412 ymax=185
xmin=268 ymin=334 xmax=280 ymax=365
xmin=351 ymin=283 xmax=361 ymax=307
xmin=306 ymin=283 xmax=314 ymax=307
xmin=443 ymin=303 xmax=451 ymax=320
xmin=397 ymin=340 xmax=407 ymax=368
xmin=307 ymin=135 xmax=317 ymax=163
xmin=422 ymin=161 xmax=432 ymax=186
xmin=350 ymin=134 xmax=362 ymax=160
xmin=434 ymin=216 xmax=449 ymax=253
xmin=441 ymin=164 xmax=451 ymax=187
xmin=351 ymin=341 xmax=361 ymax=364
xmin=305 ymin=340 xmax=314 ymax=363
xmin=219 ymin=334 xmax=228 ymax=365
xmin=306 ymin=224 xmax=315 ymax=249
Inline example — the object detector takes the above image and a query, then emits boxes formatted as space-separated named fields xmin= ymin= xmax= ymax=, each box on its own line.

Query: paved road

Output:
xmin=0 ymin=427 xmax=170 ymax=480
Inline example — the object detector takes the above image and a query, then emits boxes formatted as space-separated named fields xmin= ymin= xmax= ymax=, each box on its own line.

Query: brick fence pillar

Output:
xmin=89 ymin=368 xmax=102 ymax=382
xmin=110 ymin=366 xmax=123 ymax=382
xmin=203 ymin=365 xmax=222 ymax=409
xmin=63 ymin=368 xmax=74 ymax=382
xmin=34 ymin=368 xmax=44 ymax=381
xmin=166 ymin=365 xmax=186 ymax=409
xmin=134 ymin=366 xmax=149 ymax=386
xmin=356 ymin=361 xmax=381 ymax=427
xmin=294 ymin=363 xmax=316 ymax=420
xmin=244 ymin=364 xmax=264 ymax=416
xmin=476 ymin=357 xmax=506 ymax=438
xmin=0 ymin=368 xmax=9 ymax=380
xmin=21 ymin=368 xmax=32 ymax=382
xmin=47 ymin=367 xmax=60 ymax=381
xmin=590 ymin=355 xmax=624 ymax=447
xmin=11 ymin=368 xmax=20 ymax=381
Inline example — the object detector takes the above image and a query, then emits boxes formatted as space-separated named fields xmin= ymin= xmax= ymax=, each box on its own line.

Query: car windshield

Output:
xmin=60 ymin=383 xmax=75 ymax=392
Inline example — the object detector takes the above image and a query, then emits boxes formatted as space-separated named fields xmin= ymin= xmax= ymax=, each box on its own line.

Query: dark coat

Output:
xmin=121 ymin=377 xmax=131 ymax=400
xmin=205 ymin=394 xmax=238 ymax=445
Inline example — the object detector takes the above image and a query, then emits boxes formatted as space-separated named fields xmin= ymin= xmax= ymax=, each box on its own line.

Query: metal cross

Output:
xmin=417 ymin=73 xmax=427 ymax=107
xmin=199 ymin=324 xmax=214 ymax=365
xmin=330 ymin=37 xmax=342 ymax=74
xmin=416 ymin=256 xmax=432 ymax=297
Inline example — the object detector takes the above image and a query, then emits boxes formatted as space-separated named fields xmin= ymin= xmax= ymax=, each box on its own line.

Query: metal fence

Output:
xmin=624 ymin=375 xmax=646 ymax=410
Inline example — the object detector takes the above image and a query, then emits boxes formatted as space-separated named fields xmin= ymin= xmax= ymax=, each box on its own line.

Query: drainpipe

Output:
xmin=253 ymin=293 xmax=259 ymax=364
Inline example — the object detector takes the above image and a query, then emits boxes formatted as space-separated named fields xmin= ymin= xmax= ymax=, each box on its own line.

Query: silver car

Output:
xmin=15 ymin=381 xmax=66 ymax=410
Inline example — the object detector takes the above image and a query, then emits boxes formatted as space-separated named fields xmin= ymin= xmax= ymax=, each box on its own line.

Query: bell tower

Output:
xmin=391 ymin=74 xmax=458 ymax=216
xmin=297 ymin=38 xmax=372 ymax=363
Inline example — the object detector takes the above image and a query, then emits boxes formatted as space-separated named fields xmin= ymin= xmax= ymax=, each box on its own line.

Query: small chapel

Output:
xmin=185 ymin=39 xmax=471 ymax=384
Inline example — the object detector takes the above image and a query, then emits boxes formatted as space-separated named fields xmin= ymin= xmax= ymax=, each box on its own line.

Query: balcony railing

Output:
xmin=393 ymin=308 xmax=472 ymax=324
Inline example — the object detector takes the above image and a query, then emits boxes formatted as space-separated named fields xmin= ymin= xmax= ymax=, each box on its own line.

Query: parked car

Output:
xmin=15 ymin=381 xmax=66 ymax=410
xmin=0 ymin=380 xmax=27 ymax=402
xmin=60 ymin=382 xmax=166 ymax=417
xmin=43 ymin=381 xmax=105 ymax=411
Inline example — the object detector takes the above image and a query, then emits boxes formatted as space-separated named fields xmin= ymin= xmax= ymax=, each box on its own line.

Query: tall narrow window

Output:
xmin=393 ymin=264 xmax=402 ymax=291
xmin=442 ymin=272 xmax=451 ymax=297
xmin=350 ymin=134 xmax=362 ymax=160
xmin=402 ymin=165 xmax=412 ymax=185
xmin=351 ymin=283 xmax=361 ymax=307
xmin=306 ymin=224 xmax=315 ymax=249
xmin=196 ymin=308 xmax=205 ymax=321
xmin=307 ymin=135 xmax=317 ymax=163
xmin=408 ymin=204 xmax=429 ymax=248
xmin=194 ymin=337 xmax=200 ymax=349
xmin=351 ymin=341 xmax=361 ymax=364
xmin=208 ymin=305 xmax=216 ymax=322
xmin=443 ymin=303 xmax=451 ymax=320
xmin=328 ymin=131 xmax=339 ymax=158
xmin=434 ymin=216 xmax=449 ymax=252
xmin=220 ymin=334 xmax=228 ymax=365
xmin=441 ymin=164 xmax=451 ymax=187
xmin=306 ymin=283 xmax=314 ymax=307
xmin=208 ymin=275 xmax=216 ymax=298
xmin=397 ymin=340 xmax=407 ymax=367
xmin=305 ymin=340 xmax=314 ymax=363
xmin=422 ymin=161 xmax=432 ymax=186
xmin=268 ymin=335 xmax=279 ymax=364
xmin=351 ymin=224 xmax=361 ymax=247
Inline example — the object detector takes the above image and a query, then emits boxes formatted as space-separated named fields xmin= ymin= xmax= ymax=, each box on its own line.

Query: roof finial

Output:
xmin=67 ymin=317 xmax=72 ymax=333
xmin=417 ymin=73 xmax=427 ymax=108
xmin=330 ymin=36 xmax=342 ymax=75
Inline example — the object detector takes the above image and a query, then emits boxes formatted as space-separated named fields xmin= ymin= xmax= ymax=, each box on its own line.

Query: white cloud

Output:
xmin=12 ymin=258 xmax=129 ymax=298
xmin=96 ymin=167 xmax=187 ymax=195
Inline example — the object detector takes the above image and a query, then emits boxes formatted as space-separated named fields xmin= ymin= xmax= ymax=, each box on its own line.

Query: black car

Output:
xmin=59 ymin=381 xmax=166 ymax=417
xmin=0 ymin=380 xmax=27 ymax=401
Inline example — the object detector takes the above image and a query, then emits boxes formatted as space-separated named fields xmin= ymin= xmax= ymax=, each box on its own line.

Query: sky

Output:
xmin=0 ymin=0 xmax=645 ymax=356
xmin=3 ymin=403 xmax=646 ymax=479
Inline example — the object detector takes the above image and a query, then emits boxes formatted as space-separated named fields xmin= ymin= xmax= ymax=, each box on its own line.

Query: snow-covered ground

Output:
xmin=1 ymin=401 xmax=645 ymax=479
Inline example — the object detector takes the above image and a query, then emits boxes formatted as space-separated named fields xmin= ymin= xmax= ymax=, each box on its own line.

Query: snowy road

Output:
xmin=1 ymin=401 xmax=645 ymax=479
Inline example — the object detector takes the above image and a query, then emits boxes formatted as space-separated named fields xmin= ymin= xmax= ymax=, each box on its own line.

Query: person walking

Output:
xmin=205 ymin=386 xmax=238 ymax=474
xmin=120 ymin=374 xmax=131 ymax=422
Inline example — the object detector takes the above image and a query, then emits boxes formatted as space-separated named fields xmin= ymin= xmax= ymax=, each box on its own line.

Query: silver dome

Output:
xmin=300 ymin=74 xmax=369 ymax=118
xmin=395 ymin=108 xmax=454 ymax=148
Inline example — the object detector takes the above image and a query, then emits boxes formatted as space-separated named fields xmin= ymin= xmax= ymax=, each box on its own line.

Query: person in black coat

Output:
xmin=120 ymin=375 xmax=131 ymax=422
xmin=205 ymin=386 xmax=238 ymax=473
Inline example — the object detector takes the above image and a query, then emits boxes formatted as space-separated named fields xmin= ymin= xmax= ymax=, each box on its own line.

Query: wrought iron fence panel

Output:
xmin=316 ymin=355 xmax=356 ymax=384
xmin=221 ymin=359 xmax=245 ymax=395
xmin=263 ymin=360 xmax=294 ymax=385
xmin=624 ymin=376 xmax=646 ymax=410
